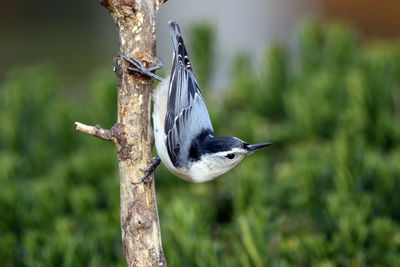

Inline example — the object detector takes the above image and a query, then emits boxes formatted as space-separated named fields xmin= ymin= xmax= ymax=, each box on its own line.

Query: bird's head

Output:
xmin=190 ymin=136 xmax=272 ymax=182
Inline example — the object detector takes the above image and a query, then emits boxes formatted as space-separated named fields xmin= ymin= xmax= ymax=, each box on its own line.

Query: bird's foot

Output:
xmin=121 ymin=52 xmax=164 ymax=81
xmin=132 ymin=157 xmax=161 ymax=184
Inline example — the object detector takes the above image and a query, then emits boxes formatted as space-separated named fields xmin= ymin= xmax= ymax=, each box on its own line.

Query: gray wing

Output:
xmin=165 ymin=21 xmax=214 ymax=168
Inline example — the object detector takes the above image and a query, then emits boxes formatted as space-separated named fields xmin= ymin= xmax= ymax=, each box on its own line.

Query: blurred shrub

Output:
xmin=189 ymin=23 xmax=215 ymax=88
xmin=0 ymin=66 xmax=123 ymax=266
xmin=1 ymin=21 xmax=400 ymax=266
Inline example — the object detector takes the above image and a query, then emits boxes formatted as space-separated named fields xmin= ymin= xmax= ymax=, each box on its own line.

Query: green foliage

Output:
xmin=1 ymin=21 xmax=400 ymax=266
xmin=0 ymin=66 xmax=123 ymax=266
xmin=189 ymin=23 xmax=215 ymax=88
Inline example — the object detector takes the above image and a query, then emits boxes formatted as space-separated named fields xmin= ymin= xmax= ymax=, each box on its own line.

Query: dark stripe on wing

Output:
xmin=164 ymin=21 xmax=214 ymax=168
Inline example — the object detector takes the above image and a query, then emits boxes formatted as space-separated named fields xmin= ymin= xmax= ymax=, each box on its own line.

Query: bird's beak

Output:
xmin=246 ymin=142 xmax=273 ymax=152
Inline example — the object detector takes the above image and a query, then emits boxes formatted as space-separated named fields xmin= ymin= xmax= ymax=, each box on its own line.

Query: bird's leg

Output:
xmin=132 ymin=157 xmax=161 ymax=184
xmin=147 ymin=56 xmax=164 ymax=72
xmin=121 ymin=52 xmax=164 ymax=81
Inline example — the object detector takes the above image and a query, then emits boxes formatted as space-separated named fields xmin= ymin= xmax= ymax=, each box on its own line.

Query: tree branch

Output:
xmin=75 ymin=122 xmax=114 ymax=142
xmin=76 ymin=0 xmax=167 ymax=266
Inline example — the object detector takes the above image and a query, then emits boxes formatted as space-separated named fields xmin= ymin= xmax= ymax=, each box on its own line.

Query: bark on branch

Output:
xmin=75 ymin=122 xmax=114 ymax=142
xmin=76 ymin=0 xmax=167 ymax=266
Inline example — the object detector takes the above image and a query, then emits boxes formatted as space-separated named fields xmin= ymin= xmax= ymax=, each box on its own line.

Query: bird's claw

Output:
xmin=121 ymin=52 xmax=164 ymax=81
xmin=132 ymin=157 xmax=161 ymax=184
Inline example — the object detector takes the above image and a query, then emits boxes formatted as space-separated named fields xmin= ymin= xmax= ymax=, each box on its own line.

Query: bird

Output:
xmin=122 ymin=21 xmax=272 ymax=184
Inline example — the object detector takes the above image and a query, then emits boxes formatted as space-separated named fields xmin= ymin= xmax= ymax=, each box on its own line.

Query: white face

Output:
xmin=188 ymin=147 xmax=248 ymax=183
xmin=209 ymin=148 xmax=248 ymax=169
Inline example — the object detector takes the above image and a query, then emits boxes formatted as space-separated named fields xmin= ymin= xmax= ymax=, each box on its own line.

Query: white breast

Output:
xmin=152 ymin=77 xmax=193 ymax=182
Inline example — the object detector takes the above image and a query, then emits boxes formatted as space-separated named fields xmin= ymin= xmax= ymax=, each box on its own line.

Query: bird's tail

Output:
xmin=168 ymin=21 xmax=182 ymax=50
xmin=168 ymin=21 xmax=192 ymax=71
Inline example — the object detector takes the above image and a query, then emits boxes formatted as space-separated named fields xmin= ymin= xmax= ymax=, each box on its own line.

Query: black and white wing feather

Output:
xmin=165 ymin=21 xmax=214 ymax=168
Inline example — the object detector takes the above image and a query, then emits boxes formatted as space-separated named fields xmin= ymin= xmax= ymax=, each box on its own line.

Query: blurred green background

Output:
xmin=1 ymin=1 xmax=400 ymax=267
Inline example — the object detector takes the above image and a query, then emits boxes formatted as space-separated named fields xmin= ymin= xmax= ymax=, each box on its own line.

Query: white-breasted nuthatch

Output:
xmin=122 ymin=21 xmax=272 ymax=184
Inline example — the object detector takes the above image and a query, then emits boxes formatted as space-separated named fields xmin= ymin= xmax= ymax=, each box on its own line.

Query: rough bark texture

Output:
xmin=98 ymin=0 xmax=167 ymax=266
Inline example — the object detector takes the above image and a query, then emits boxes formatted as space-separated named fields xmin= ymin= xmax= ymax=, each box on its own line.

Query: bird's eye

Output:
xmin=226 ymin=153 xmax=235 ymax=159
